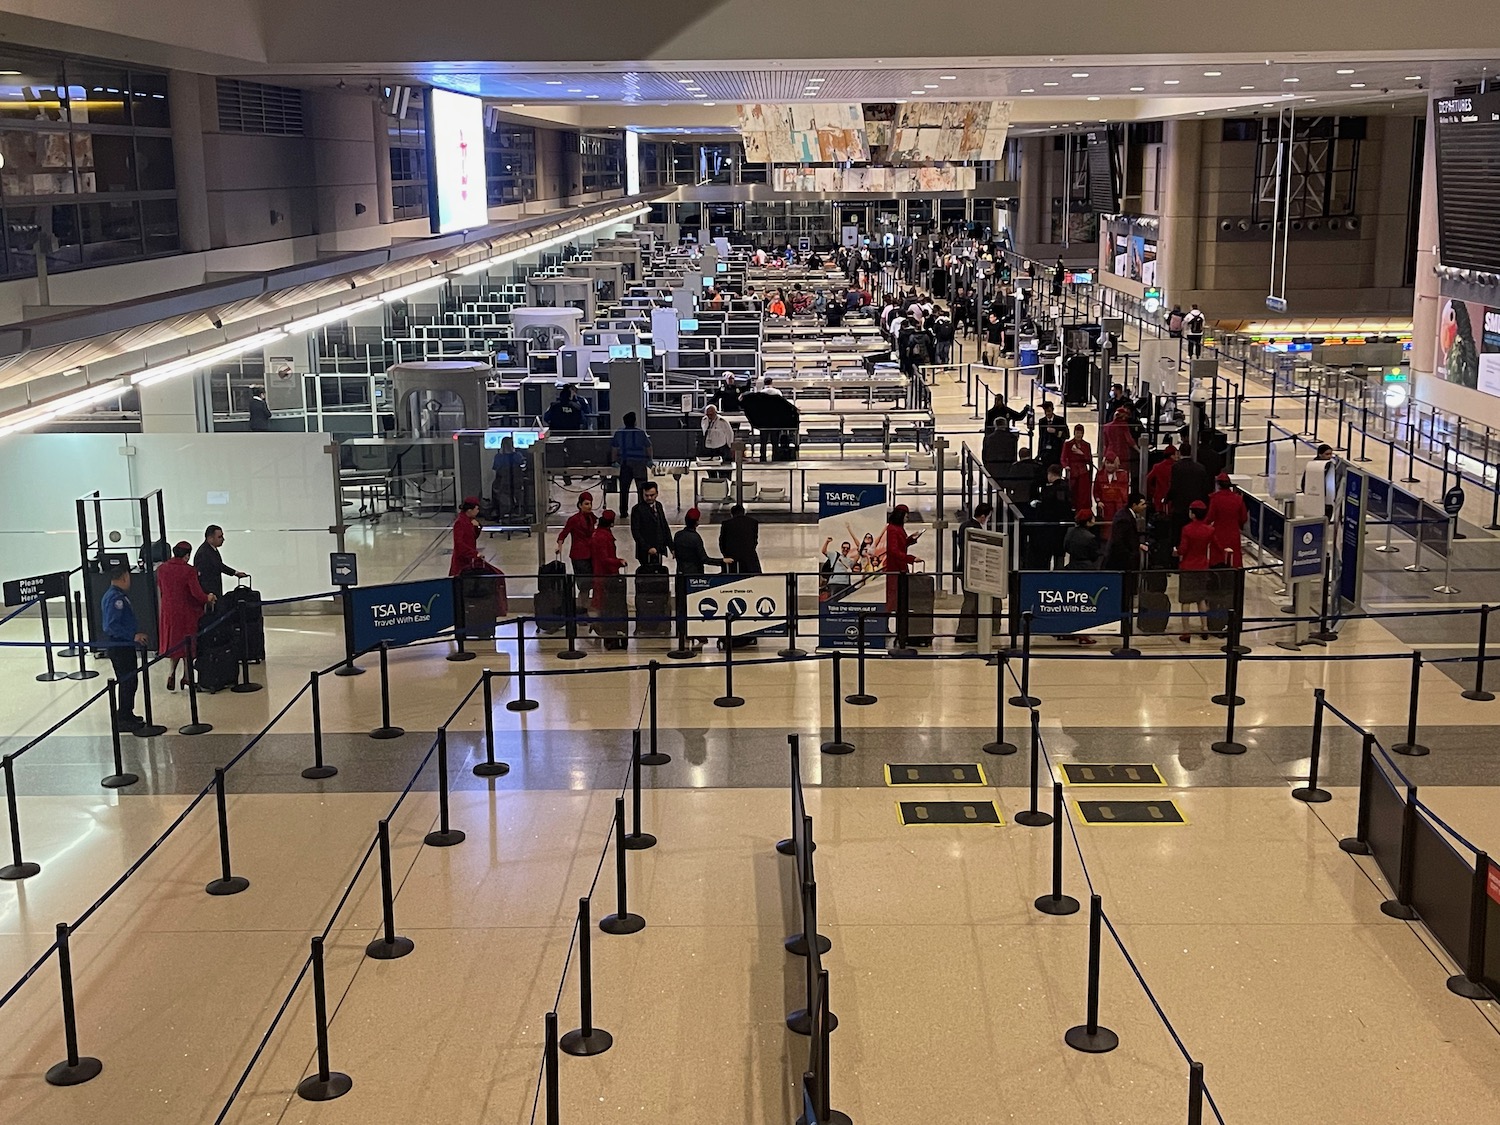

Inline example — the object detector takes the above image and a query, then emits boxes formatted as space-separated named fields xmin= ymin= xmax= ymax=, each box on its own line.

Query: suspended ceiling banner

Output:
xmin=771 ymin=166 xmax=977 ymax=192
xmin=737 ymin=101 xmax=1010 ymax=165
xmin=737 ymin=103 xmax=869 ymax=163
xmin=887 ymin=101 xmax=1011 ymax=161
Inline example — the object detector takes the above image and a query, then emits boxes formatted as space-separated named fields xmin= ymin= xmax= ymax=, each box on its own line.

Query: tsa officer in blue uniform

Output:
xmin=101 ymin=563 xmax=147 ymax=729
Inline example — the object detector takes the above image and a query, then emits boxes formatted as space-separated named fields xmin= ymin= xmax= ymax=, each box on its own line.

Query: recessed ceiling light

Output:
xmin=567 ymin=88 xmax=582 ymax=93
xmin=1305 ymin=98 xmax=1317 ymax=103
xmin=939 ymin=75 xmax=957 ymax=81
xmin=809 ymin=77 xmax=824 ymax=83
xmin=1283 ymin=77 xmax=1300 ymax=83
xmin=1405 ymin=75 xmax=1423 ymax=81
xmin=692 ymin=93 xmax=707 ymax=98
xmin=1049 ymin=124 xmax=1058 ymax=129
xmin=1336 ymin=69 xmax=1355 ymax=75
xmin=1129 ymin=86 xmax=1145 ymax=92
xmin=677 ymin=79 xmax=693 ymax=84
xmin=1263 ymin=103 xmax=1274 ymax=107
xmin=1351 ymin=82 xmax=1366 ymax=88
xmin=911 ymin=90 xmax=926 ymax=95
xmin=1087 ymin=96 xmax=1100 ymax=101
xmin=1240 ymin=85 xmax=1255 ymax=90
xmin=1021 ymin=88 xmax=1036 ymax=93
xmin=545 ymin=81 xmax=562 ymax=86
xmin=1043 ymin=81 xmax=1059 ymax=87
xmin=586 ymin=94 xmax=600 ymax=99
xmin=923 ymin=84 xmax=939 ymax=88
xmin=705 ymin=102 xmax=717 ymax=106
xmin=1196 ymin=111 xmax=1206 ymax=115
xmin=1203 ymin=71 xmax=1222 ymax=77
xmin=1072 ymin=72 xmax=1089 ymax=78
xmin=1163 ymin=79 xmax=1180 ymax=85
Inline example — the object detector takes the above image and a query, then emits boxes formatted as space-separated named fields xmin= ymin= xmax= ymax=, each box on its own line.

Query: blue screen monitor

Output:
xmin=702 ymin=275 xmax=715 ymax=288
xmin=680 ymin=318 xmax=699 ymax=332
xmin=483 ymin=428 xmax=541 ymax=450
xmin=634 ymin=344 xmax=654 ymax=359
xmin=609 ymin=344 xmax=633 ymax=359
xmin=716 ymin=262 xmax=728 ymax=273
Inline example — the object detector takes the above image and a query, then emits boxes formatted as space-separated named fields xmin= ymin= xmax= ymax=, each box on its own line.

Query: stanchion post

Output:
xmin=101 ymin=680 xmax=140 ymax=788
xmin=821 ymin=653 xmax=855 ymax=755
xmin=1292 ymin=688 xmax=1332 ymax=803
xmin=1463 ymin=605 xmax=1495 ymax=701
xmin=624 ymin=730 xmax=657 ymax=851
xmin=1187 ymin=1061 xmax=1205 ymax=1125
xmin=205 ymin=767 xmax=249 ymax=895
xmin=1113 ymin=583 xmax=1141 ymax=657
xmin=67 ymin=590 xmax=98 ymax=680
xmin=640 ymin=659 xmax=670 ymax=765
xmin=474 ymin=670 xmax=510 ymax=777
xmin=667 ymin=579 xmax=694 ymax=660
xmin=229 ymin=601 xmax=261 ymax=693
xmin=35 ymin=598 xmax=66 ymax=682
xmin=1014 ymin=711 xmax=1053 ymax=826
xmin=714 ymin=614 xmax=744 ymax=707
xmin=369 ymin=641 xmax=404 ymax=739
xmin=544 ymin=1011 xmax=561 ymax=1125
xmin=779 ymin=572 xmax=807 ymax=657
xmin=1210 ymin=647 xmax=1246 ymax=707
xmin=561 ymin=896 xmax=616 ymax=1055
xmin=1339 ymin=733 xmax=1377 ymax=854
xmin=1063 ymin=894 xmax=1119 ymax=1053
xmin=1391 ymin=650 xmax=1431 ymax=756
xmin=784 ymin=850 xmax=831 ymax=958
xmin=600 ymin=797 xmax=645 ymax=934
xmin=1379 ymin=789 xmax=1421 ymax=920
xmin=507 ymin=618 xmax=539 ymax=711
xmin=132 ymin=645 xmax=167 ymax=737
xmin=365 ymin=818 xmax=415 ymax=959
xmin=846 ymin=612 xmax=877 ymax=705
xmin=0 ymin=755 xmax=39 ymax=879
xmin=982 ymin=653 xmax=1018 ymax=756
xmin=295 ymin=936 xmax=353 ymax=1101
xmin=43 ymin=923 xmax=102 ymax=1086
xmin=1009 ymin=611 xmax=1040 ymax=706
xmin=776 ymin=734 xmax=812 ymax=858
xmin=301 ymin=670 xmax=337 ymax=780
xmin=59 ymin=588 xmax=79 ymax=660
xmin=1210 ymin=650 xmax=1247 ymax=755
xmin=891 ymin=571 xmax=917 ymax=657
xmin=423 ymin=729 xmax=466 ymax=846
xmin=1035 ymin=782 xmax=1080 ymax=915
xmin=178 ymin=636 xmax=212 ymax=735
xmin=1447 ymin=850 xmax=1498 ymax=1001
xmin=558 ymin=576 xmax=586 ymax=661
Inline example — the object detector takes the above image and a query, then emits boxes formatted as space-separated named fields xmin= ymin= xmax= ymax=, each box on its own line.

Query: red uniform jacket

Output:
xmin=1206 ymin=489 xmax=1248 ymax=567
xmin=156 ymin=557 xmax=209 ymax=657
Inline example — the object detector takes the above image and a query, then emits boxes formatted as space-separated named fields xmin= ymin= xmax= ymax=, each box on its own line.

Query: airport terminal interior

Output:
xmin=2 ymin=7 xmax=1500 ymax=1124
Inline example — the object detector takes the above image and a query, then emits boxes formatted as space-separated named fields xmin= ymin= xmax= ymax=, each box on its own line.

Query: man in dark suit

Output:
xmin=194 ymin=525 xmax=246 ymax=600
xmin=996 ymin=447 xmax=1044 ymax=508
xmin=1168 ymin=446 xmax=1212 ymax=551
xmin=1103 ymin=492 xmax=1148 ymax=573
xmin=718 ymin=504 xmax=761 ymax=573
xmin=248 ymin=385 xmax=272 ymax=431
xmin=629 ymin=482 xmax=674 ymax=567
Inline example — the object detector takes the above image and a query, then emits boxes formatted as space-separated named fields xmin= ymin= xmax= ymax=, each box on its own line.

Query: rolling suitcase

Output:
xmin=634 ymin=563 xmax=671 ymax=637
xmin=595 ymin=575 xmax=629 ymax=650
xmin=534 ymin=560 xmax=570 ymax=635
xmin=901 ymin=572 xmax=936 ymax=647
xmin=193 ymin=630 xmax=239 ymax=693
xmin=1135 ymin=571 xmax=1171 ymax=635
xmin=220 ymin=582 xmax=265 ymax=664
xmin=1206 ymin=567 xmax=1234 ymax=635
xmin=459 ymin=571 xmax=499 ymax=641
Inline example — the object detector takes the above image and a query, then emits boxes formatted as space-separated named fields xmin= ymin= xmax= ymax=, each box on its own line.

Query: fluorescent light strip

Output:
xmin=379 ymin=276 xmax=449 ymax=304
xmin=0 ymin=380 xmax=128 ymax=438
xmin=283 ymin=299 xmax=382 ymax=335
xmin=455 ymin=207 xmax=649 ymax=275
xmin=132 ymin=329 xmax=289 ymax=387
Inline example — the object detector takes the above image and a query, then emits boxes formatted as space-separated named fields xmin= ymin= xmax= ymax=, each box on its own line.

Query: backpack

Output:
xmin=1184 ymin=310 xmax=1204 ymax=334
xmin=1167 ymin=311 xmax=1185 ymax=333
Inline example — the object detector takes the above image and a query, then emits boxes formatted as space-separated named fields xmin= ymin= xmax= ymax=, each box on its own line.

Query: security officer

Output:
xmin=101 ymin=562 xmax=147 ymax=730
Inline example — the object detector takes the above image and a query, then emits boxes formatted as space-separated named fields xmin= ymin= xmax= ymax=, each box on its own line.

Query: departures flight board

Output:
xmin=1435 ymin=92 xmax=1500 ymax=273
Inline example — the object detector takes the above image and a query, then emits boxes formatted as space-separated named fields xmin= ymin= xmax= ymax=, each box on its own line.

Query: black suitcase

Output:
xmin=220 ymin=584 xmax=265 ymax=663
xmin=634 ymin=564 xmax=671 ymax=636
xmin=1136 ymin=571 xmax=1171 ymax=635
xmin=534 ymin=561 xmax=570 ymax=635
xmin=1206 ymin=568 xmax=1234 ymax=635
xmin=193 ymin=632 xmax=239 ymax=693
xmin=460 ymin=572 xmax=499 ymax=641
xmin=900 ymin=572 xmax=936 ymax=646
xmin=594 ymin=575 xmax=628 ymax=645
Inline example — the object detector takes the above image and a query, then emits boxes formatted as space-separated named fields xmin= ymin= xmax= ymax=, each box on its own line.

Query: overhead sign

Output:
xmin=2 ymin=570 xmax=69 ymax=607
xmin=1285 ymin=516 xmax=1326 ymax=584
xmin=329 ymin=552 xmax=358 ymax=587
xmin=963 ymin=528 xmax=1008 ymax=598
xmin=684 ymin=573 xmax=785 ymax=638
xmin=1016 ymin=571 xmax=1123 ymax=636
xmin=344 ymin=578 xmax=455 ymax=656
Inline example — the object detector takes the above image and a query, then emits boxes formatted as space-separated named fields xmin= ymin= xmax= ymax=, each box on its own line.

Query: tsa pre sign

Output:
xmin=345 ymin=578 xmax=455 ymax=654
xmin=1017 ymin=572 xmax=1123 ymax=635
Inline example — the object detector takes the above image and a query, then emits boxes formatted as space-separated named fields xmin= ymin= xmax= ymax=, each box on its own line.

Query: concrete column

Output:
xmin=1016 ymin=136 xmax=1044 ymax=257
xmin=1158 ymin=119 xmax=1203 ymax=302
xmin=1372 ymin=115 xmax=1416 ymax=292
xmin=304 ymin=89 xmax=381 ymax=252
xmin=373 ymin=100 xmax=394 ymax=225
xmin=169 ymin=71 xmax=212 ymax=253
xmin=1411 ymin=98 xmax=1440 ymax=380
xmin=137 ymin=375 xmax=204 ymax=433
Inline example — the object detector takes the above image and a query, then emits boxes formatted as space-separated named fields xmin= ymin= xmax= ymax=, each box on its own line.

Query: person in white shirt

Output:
xmin=1183 ymin=304 xmax=1206 ymax=359
xmin=701 ymin=404 xmax=734 ymax=478
xmin=760 ymin=377 xmax=784 ymax=397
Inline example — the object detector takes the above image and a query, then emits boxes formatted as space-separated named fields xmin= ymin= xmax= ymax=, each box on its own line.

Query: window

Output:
xmin=485 ymin=126 xmax=536 ymax=205
xmin=387 ymin=90 xmax=428 ymax=220
xmin=579 ymin=131 xmax=624 ymax=193
xmin=1253 ymin=115 xmax=1363 ymax=222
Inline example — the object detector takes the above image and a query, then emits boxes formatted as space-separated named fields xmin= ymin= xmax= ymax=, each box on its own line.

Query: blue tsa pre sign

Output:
xmin=685 ymin=573 xmax=786 ymax=637
xmin=1017 ymin=572 xmax=1123 ymax=635
xmin=345 ymin=578 xmax=455 ymax=654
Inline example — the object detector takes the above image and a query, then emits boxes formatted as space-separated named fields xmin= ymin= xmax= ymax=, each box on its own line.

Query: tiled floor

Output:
xmin=0 ymin=334 xmax=1497 ymax=1124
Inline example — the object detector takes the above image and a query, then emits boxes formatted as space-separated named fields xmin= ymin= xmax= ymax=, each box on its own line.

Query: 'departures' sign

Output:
xmin=344 ymin=578 xmax=456 ymax=656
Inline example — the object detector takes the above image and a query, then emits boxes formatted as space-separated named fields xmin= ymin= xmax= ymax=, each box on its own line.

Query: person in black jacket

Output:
xmin=1035 ymin=400 xmax=1066 ymax=468
xmin=1167 ymin=447 xmax=1212 ymax=555
xmin=629 ymin=482 xmax=673 ymax=566
xmin=997 ymin=447 xmax=1044 ymax=508
xmin=247 ymin=386 xmax=271 ymax=431
xmin=1028 ymin=465 xmax=1073 ymax=569
xmin=1103 ymin=493 xmax=1148 ymax=573
xmin=672 ymin=508 xmax=728 ymax=576
xmin=194 ymin=525 xmax=246 ymax=600
xmin=718 ymin=504 xmax=761 ymax=573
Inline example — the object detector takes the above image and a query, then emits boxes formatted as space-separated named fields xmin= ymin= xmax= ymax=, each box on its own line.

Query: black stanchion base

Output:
xmin=714 ymin=695 xmax=746 ymax=708
xmin=559 ymin=1028 xmax=614 ymax=1057
xmin=205 ymin=876 xmax=250 ymax=896
xmin=981 ymin=740 xmax=1019 ymax=756
xmin=334 ymin=663 xmax=365 ymax=677
xmin=786 ymin=1008 xmax=838 ymax=1036
xmin=1110 ymin=645 xmax=1141 ymax=657
xmin=423 ymin=829 xmax=466 ymax=847
xmin=1462 ymin=689 xmax=1496 ymax=702
xmin=1220 ymin=643 xmax=1252 ymax=656
xmin=1338 ymin=837 xmax=1372 ymax=855
xmin=666 ymin=646 xmax=697 ymax=660
xmin=797 ymin=1110 xmax=853 ymax=1125
xmin=230 ymin=681 xmax=263 ymax=694
xmin=66 ymin=669 xmax=100 ymax=681
xmin=473 ymin=761 xmax=510 ymax=778
xmin=777 ymin=646 xmax=808 ymax=658
xmin=178 ymin=722 xmax=213 ymax=736
xmin=302 ymin=765 xmax=338 ymax=780
xmin=58 ymin=647 xmax=81 ymax=660
xmin=1210 ymin=693 xmax=1245 ymax=707
xmin=557 ymin=647 xmax=587 ymax=661
xmin=35 ymin=671 xmax=70 ymax=683
xmin=846 ymin=693 xmax=878 ymax=706
xmin=101 ymin=772 xmax=139 ymax=789
xmin=1014 ymin=810 xmax=1053 ymax=827
xmin=785 ymin=932 xmax=832 ymax=957
xmin=45 ymin=1057 xmax=102 ymax=1087
xmin=1447 ymin=974 xmax=1497 ymax=1001
xmin=624 ymin=831 xmax=657 ymax=851
xmin=1035 ymin=893 xmax=1080 ymax=916
xmin=446 ymin=650 xmax=477 ymax=662
xmin=1008 ymin=694 xmax=1041 ymax=708
xmin=0 ymin=861 xmax=40 ymax=880
xmin=369 ymin=726 xmax=405 ymax=740
xmin=639 ymin=751 xmax=671 ymax=766
xmin=1211 ymin=740 xmax=1248 ymax=755
xmin=1380 ymin=900 xmax=1419 ymax=920
xmin=1291 ymin=786 xmax=1332 ymax=804
xmin=599 ymin=911 xmax=645 ymax=935
xmin=890 ymin=645 xmax=918 ymax=658
xmin=1391 ymin=742 xmax=1431 ymax=757
xmin=1064 ymin=1025 xmax=1120 ymax=1054
xmin=506 ymin=698 xmax=540 ymax=713
xmin=296 ymin=1071 xmax=353 ymax=1101
xmin=131 ymin=723 xmax=168 ymax=738
xmin=775 ymin=838 xmax=813 ymax=857
xmin=365 ymin=935 xmax=415 ymax=960
xmin=820 ymin=740 xmax=855 ymax=756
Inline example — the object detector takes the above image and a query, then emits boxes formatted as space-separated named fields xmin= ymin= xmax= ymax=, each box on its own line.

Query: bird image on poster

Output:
xmin=1439 ymin=298 xmax=1480 ymax=389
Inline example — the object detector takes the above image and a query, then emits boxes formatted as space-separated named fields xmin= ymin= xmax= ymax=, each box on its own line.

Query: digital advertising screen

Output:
xmin=425 ymin=87 xmax=489 ymax=234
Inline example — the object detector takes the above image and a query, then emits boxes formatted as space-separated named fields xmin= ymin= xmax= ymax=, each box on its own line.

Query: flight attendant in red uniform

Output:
xmin=450 ymin=497 xmax=498 ymax=576
xmin=1175 ymin=501 xmax=1216 ymax=641
xmin=1061 ymin=424 xmax=1094 ymax=514
xmin=555 ymin=491 xmax=598 ymax=598
xmin=156 ymin=540 xmax=213 ymax=691
xmin=589 ymin=511 xmax=626 ymax=613
xmin=882 ymin=505 xmax=920 ymax=612
xmin=1206 ymin=472 xmax=1249 ymax=568
xmin=1093 ymin=455 xmax=1131 ymax=541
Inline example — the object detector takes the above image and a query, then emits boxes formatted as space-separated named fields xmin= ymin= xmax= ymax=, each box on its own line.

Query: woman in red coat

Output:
xmin=555 ymin=491 xmax=597 ymax=598
xmin=450 ymin=497 xmax=499 ymax=576
xmin=1061 ymin=424 xmax=1094 ymax=514
xmin=589 ymin=510 xmax=626 ymax=613
xmin=1205 ymin=473 xmax=1248 ymax=568
xmin=882 ymin=505 xmax=921 ymax=612
xmin=157 ymin=541 xmax=213 ymax=691
xmin=1175 ymin=501 xmax=1216 ymax=641
xmin=1092 ymin=455 xmax=1131 ymax=541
